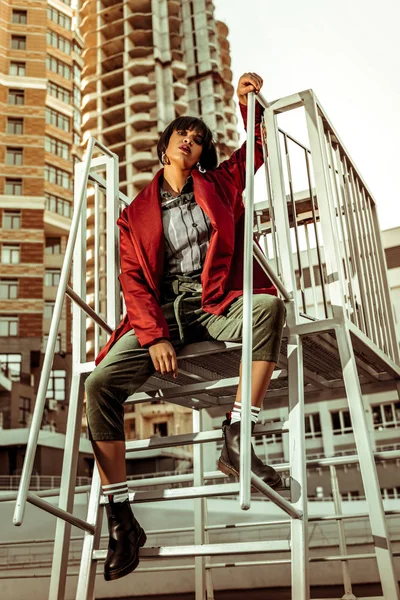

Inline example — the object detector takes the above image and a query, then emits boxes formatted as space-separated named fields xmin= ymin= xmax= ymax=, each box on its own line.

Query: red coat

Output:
xmin=95 ymin=102 xmax=277 ymax=365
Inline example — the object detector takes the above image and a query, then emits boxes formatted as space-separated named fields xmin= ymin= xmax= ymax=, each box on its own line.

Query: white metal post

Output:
xmin=240 ymin=91 xmax=256 ymax=510
xmin=335 ymin=318 xmax=400 ymax=600
xmin=286 ymin=304 xmax=309 ymax=600
xmin=48 ymin=160 xmax=89 ymax=600
xmin=193 ymin=409 xmax=206 ymax=599
xmin=75 ymin=466 xmax=103 ymax=600
xmin=302 ymin=90 xmax=347 ymax=316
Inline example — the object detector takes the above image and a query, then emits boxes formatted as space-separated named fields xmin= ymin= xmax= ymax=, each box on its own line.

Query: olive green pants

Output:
xmin=85 ymin=278 xmax=286 ymax=441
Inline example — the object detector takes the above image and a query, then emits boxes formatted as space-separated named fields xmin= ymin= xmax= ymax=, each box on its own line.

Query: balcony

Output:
xmin=98 ymin=2 xmax=123 ymax=23
xmin=128 ymin=57 xmax=155 ymax=77
xmin=130 ymin=112 xmax=157 ymax=131
xmin=171 ymin=60 xmax=187 ymax=79
xmin=129 ymin=75 xmax=156 ymax=94
xmin=128 ymin=93 xmax=155 ymax=113
xmin=128 ymin=13 xmax=152 ymax=30
xmin=130 ymin=130 xmax=158 ymax=150
xmin=131 ymin=171 xmax=153 ymax=188
xmin=126 ymin=0 xmax=151 ymax=12
xmin=99 ymin=19 xmax=124 ymax=42
xmin=130 ymin=151 xmax=158 ymax=170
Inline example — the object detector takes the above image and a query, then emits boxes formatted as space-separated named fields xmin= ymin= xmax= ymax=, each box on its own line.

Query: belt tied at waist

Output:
xmin=162 ymin=272 xmax=203 ymax=344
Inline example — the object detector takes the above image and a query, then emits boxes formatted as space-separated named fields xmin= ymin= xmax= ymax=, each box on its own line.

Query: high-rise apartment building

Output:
xmin=79 ymin=0 xmax=239 ymax=200
xmin=0 ymin=0 xmax=84 ymax=439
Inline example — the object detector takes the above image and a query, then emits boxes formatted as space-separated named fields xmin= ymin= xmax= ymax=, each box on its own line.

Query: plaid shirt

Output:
xmin=160 ymin=176 xmax=211 ymax=275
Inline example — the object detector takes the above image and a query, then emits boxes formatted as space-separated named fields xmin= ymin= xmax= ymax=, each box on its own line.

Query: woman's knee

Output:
xmin=85 ymin=367 xmax=109 ymax=409
xmin=254 ymin=294 xmax=286 ymax=323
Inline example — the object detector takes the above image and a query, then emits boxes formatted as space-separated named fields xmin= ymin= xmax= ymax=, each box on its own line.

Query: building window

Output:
xmin=262 ymin=418 xmax=283 ymax=444
xmin=2 ymin=211 xmax=21 ymax=229
xmin=381 ymin=487 xmax=400 ymax=500
xmin=45 ymin=194 xmax=71 ymax=218
xmin=46 ymin=107 xmax=70 ymax=132
xmin=47 ymin=7 xmax=71 ymax=30
xmin=47 ymin=81 xmax=71 ymax=104
xmin=6 ymin=148 xmax=23 ymax=166
xmin=8 ymin=89 xmax=24 ymax=105
xmin=305 ymin=413 xmax=322 ymax=438
xmin=340 ymin=491 xmax=360 ymax=501
xmin=45 ymin=268 xmax=61 ymax=286
xmin=44 ymin=301 xmax=55 ymax=319
xmin=10 ymin=62 xmax=26 ymax=76
xmin=0 ymin=316 xmax=18 ymax=336
xmin=372 ymin=402 xmax=400 ymax=430
xmin=7 ymin=117 xmax=23 ymax=135
xmin=45 ymin=164 xmax=71 ymax=189
xmin=0 ymin=354 xmax=22 ymax=381
xmin=46 ymin=30 xmax=71 ymax=54
xmin=1 ymin=245 xmax=20 ymax=264
xmin=154 ymin=422 xmax=168 ymax=436
xmin=73 ymin=41 xmax=82 ymax=56
xmin=19 ymin=397 xmax=31 ymax=426
xmin=12 ymin=10 xmax=27 ymax=24
xmin=73 ymin=64 xmax=81 ymax=85
xmin=45 ymin=135 xmax=69 ymax=160
xmin=46 ymin=369 xmax=66 ymax=402
xmin=5 ymin=179 xmax=23 ymax=195
xmin=0 ymin=279 xmax=18 ymax=299
xmin=331 ymin=409 xmax=352 ymax=435
xmin=73 ymin=85 xmax=81 ymax=107
xmin=46 ymin=55 xmax=71 ymax=79
xmin=45 ymin=237 xmax=61 ymax=255
xmin=11 ymin=35 xmax=26 ymax=50
xmin=43 ymin=334 xmax=62 ymax=353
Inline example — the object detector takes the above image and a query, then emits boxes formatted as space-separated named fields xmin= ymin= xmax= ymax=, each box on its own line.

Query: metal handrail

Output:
xmin=12 ymin=138 xmax=119 ymax=528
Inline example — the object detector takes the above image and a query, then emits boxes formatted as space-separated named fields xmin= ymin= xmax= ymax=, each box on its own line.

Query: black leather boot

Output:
xmin=218 ymin=416 xmax=282 ymax=488
xmin=104 ymin=498 xmax=147 ymax=581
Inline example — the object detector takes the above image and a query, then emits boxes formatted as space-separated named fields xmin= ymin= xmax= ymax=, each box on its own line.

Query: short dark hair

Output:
xmin=157 ymin=116 xmax=218 ymax=170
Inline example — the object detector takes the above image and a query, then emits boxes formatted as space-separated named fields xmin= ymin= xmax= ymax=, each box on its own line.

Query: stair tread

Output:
xmin=93 ymin=540 xmax=291 ymax=560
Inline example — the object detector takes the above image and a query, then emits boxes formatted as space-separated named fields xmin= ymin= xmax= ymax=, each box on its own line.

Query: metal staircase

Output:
xmin=11 ymin=90 xmax=400 ymax=600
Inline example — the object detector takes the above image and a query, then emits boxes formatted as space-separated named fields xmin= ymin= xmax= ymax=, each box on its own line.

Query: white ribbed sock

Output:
xmin=230 ymin=402 xmax=260 ymax=425
xmin=102 ymin=481 xmax=129 ymax=503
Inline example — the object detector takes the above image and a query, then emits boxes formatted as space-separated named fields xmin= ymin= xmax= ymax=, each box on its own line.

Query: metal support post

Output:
xmin=329 ymin=466 xmax=356 ymax=600
xmin=48 ymin=160 xmax=89 ymax=600
xmin=335 ymin=317 xmax=400 ymax=600
xmin=193 ymin=409 xmax=207 ymax=599
xmin=75 ymin=466 xmax=103 ymax=599
xmin=287 ymin=303 xmax=309 ymax=600
xmin=240 ymin=91 xmax=256 ymax=510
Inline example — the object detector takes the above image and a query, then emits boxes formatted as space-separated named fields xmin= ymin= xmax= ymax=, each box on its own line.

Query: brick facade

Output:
xmin=19 ymin=312 xmax=43 ymax=337
xmin=20 ymin=242 xmax=43 ymax=263
xmin=21 ymin=209 xmax=44 ymax=229
xmin=19 ymin=277 xmax=43 ymax=299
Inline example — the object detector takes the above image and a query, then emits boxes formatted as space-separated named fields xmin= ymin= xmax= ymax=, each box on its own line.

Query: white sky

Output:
xmin=214 ymin=0 xmax=400 ymax=232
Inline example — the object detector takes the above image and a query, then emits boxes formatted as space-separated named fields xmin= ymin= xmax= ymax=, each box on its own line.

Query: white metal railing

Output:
xmin=258 ymin=91 xmax=399 ymax=366
xmin=8 ymin=89 xmax=400 ymax=600
xmin=0 ymin=475 xmax=91 ymax=491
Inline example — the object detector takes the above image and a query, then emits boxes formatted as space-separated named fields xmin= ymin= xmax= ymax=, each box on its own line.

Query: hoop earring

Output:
xmin=196 ymin=162 xmax=206 ymax=173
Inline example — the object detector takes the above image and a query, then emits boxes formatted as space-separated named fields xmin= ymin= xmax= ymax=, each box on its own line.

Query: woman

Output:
xmin=85 ymin=72 xmax=286 ymax=582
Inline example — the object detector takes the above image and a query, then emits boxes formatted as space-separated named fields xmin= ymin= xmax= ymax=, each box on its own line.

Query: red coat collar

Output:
xmin=124 ymin=168 xmax=237 ymax=305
